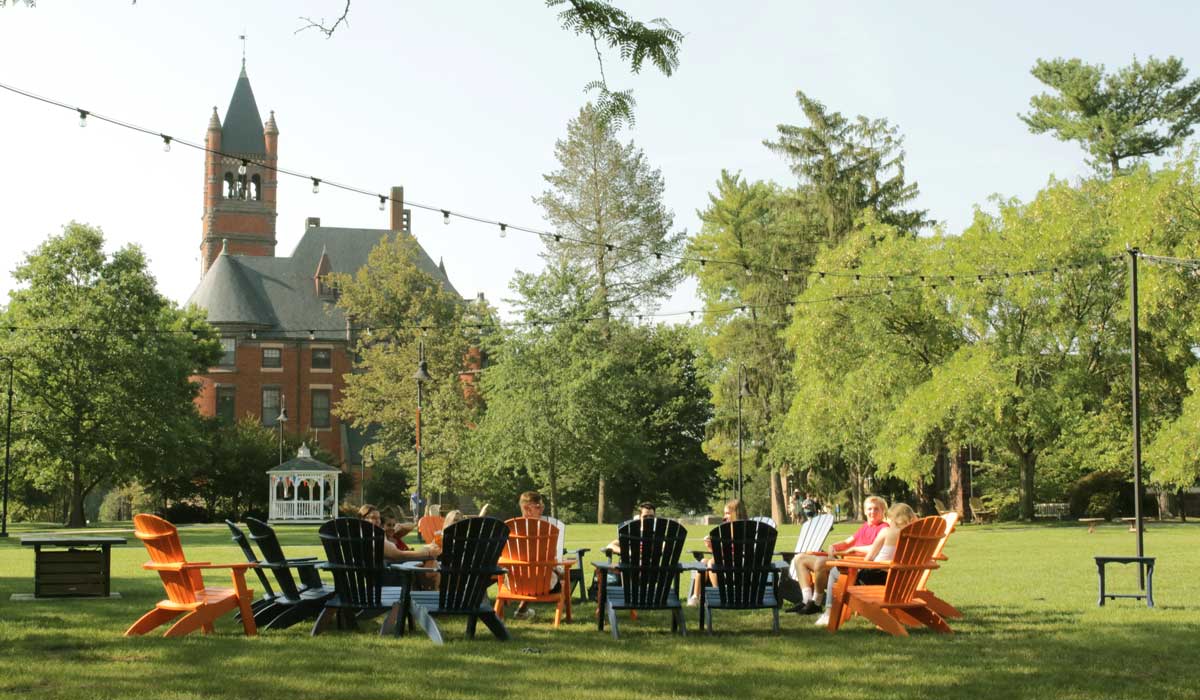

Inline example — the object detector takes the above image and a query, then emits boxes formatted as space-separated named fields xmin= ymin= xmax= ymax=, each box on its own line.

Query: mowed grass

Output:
xmin=1 ymin=519 xmax=1197 ymax=700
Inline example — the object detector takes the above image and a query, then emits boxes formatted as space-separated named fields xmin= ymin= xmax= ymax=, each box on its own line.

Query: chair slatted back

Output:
xmin=436 ymin=516 xmax=509 ymax=612
xmin=617 ymin=517 xmax=687 ymax=607
xmin=318 ymin=518 xmax=387 ymax=608
xmin=794 ymin=513 xmax=834 ymax=553
xmin=881 ymin=516 xmax=947 ymax=605
xmin=418 ymin=515 xmax=445 ymax=545
xmin=225 ymin=519 xmax=276 ymax=599
xmin=246 ymin=517 xmax=302 ymax=599
xmin=710 ymin=519 xmax=778 ymax=608
xmin=916 ymin=512 xmax=959 ymax=590
xmin=133 ymin=513 xmax=199 ymax=605
xmin=501 ymin=517 xmax=559 ymax=597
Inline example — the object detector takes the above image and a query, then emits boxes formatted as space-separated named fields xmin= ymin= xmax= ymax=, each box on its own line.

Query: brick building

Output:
xmin=188 ymin=63 xmax=459 ymax=467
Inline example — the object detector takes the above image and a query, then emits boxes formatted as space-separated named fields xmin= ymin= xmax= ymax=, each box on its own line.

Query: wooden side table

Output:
xmin=21 ymin=536 xmax=126 ymax=598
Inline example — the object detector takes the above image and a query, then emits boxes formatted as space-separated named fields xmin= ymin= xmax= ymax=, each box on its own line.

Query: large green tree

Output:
xmin=1021 ymin=56 xmax=1200 ymax=175
xmin=0 ymin=222 xmax=217 ymax=527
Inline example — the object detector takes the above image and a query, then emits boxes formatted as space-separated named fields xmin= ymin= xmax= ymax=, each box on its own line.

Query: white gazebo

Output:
xmin=267 ymin=443 xmax=340 ymax=523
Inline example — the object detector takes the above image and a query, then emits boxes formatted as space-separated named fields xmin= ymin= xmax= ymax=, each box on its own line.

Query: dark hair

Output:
xmin=637 ymin=502 xmax=656 ymax=512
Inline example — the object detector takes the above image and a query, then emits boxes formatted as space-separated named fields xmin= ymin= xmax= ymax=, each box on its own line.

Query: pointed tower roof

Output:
xmin=222 ymin=64 xmax=266 ymax=155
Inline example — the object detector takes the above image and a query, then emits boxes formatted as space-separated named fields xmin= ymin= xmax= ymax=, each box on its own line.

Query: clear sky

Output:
xmin=2 ymin=1 xmax=1198 ymax=319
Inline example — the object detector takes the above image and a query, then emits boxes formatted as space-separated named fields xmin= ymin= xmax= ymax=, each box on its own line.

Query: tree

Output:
xmin=534 ymin=102 xmax=683 ymax=520
xmin=0 ymin=222 xmax=218 ymax=527
xmin=331 ymin=233 xmax=478 ymax=504
xmin=536 ymin=103 xmax=684 ymax=318
xmin=1021 ymin=56 xmax=1200 ymax=175
xmin=765 ymin=90 xmax=929 ymax=240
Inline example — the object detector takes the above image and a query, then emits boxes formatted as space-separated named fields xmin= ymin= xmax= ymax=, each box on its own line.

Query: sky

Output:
xmin=2 ymin=1 xmax=1199 ymax=319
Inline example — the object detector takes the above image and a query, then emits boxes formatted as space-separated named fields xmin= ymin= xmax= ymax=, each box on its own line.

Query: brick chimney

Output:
xmin=390 ymin=186 xmax=405 ymax=232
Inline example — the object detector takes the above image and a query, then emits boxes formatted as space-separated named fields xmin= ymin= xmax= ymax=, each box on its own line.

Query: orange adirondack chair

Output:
xmin=418 ymin=515 xmax=444 ymax=545
xmin=826 ymin=515 xmax=950 ymax=637
xmin=493 ymin=517 xmax=574 ymax=627
xmin=913 ymin=512 xmax=962 ymax=620
xmin=125 ymin=514 xmax=257 ymax=638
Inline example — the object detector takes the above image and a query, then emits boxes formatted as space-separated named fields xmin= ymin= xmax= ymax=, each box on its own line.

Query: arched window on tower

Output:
xmin=237 ymin=174 xmax=248 ymax=200
xmin=223 ymin=172 xmax=235 ymax=199
xmin=250 ymin=174 xmax=261 ymax=201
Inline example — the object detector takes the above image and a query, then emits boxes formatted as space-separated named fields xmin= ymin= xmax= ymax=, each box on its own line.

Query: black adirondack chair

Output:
xmin=224 ymin=520 xmax=281 ymax=623
xmin=243 ymin=517 xmax=335 ymax=631
xmin=393 ymin=516 xmax=510 ymax=644
xmin=701 ymin=519 xmax=787 ymax=633
xmin=593 ymin=517 xmax=688 ymax=639
xmin=313 ymin=517 xmax=407 ymax=636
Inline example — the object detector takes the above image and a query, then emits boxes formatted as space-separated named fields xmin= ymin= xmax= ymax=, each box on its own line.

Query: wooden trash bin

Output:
xmin=21 ymin=536 xmax=126 ymax=598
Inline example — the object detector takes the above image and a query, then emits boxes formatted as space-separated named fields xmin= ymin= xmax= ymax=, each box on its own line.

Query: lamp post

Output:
xmin=413 ymin=341 xmax=432 ymax=515
xmin=0 ymin=356 xmax=12 ymax=538
xmin=737 ymin=363 xmax=749 ymax=501
xmin=276 ymin=396 xmax=288 ymax=467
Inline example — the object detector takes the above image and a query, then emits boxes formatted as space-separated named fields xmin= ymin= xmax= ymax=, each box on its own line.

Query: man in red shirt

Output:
xmin=787 ymin=496 xmax=888 ymax=615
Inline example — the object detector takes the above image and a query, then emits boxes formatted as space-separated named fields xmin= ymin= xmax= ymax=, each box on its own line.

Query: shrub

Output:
xmin=1068 ymin=471 xmax=1128 ymax=518
xmin=162 ymin=501 xmax=210 ymax=524
xmin=1087 ymin=493 xmax=1118 ymax=520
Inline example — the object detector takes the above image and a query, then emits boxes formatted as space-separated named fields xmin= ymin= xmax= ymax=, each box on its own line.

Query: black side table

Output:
xmin=21 ymin=536 xmax=127 ymax=598
xmin=1094 ymin=555 xmax=1155 ymax=608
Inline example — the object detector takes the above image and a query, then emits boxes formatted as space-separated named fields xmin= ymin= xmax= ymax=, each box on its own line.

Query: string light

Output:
xmin=161 ymin=134 xmax=172 ymax=152
xmin=442 ymin=210 xmax=450 ymax=225
xmin=499 ymin=223 xmax=507 ymax=238
xmin=606 ymin=244 xmax=615 ymax=252
xmin=309 ymin=330 xmax=316 ymax=340
xmin=744 ymin=264 xmax=753 ymax=277
xmin=0 ymin=82 xmax=1135 ymax=286
xmin=782 ymin=270 xmax=789 ymax=282
xmin=250 ymin=329 xmax=257 ymax=340
xmin=379 ymin=195 xmax=386 ymax=211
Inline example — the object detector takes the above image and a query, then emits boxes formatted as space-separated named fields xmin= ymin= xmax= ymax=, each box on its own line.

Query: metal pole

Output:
xmin=1129 ymin=248 xmax=1146 ymax=586
xmin=1 ymin=357 xmax=12 ymax=538
xmin=737 ymin=364 xmax=744 ymax=501
xmin=415 ymin=379 xmax=423 ymax=511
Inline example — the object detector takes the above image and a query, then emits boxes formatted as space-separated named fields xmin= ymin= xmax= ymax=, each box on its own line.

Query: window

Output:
xmin=312 ymin=348 xmax=331 ymax=369
xmin=262 ymin=347 xmax=282 ymax=368
xmin=216 ymin=386 xmax=235 ymax=425
xmin=218 ymin=337 xmax=236 ymax=367
xmin=250 ymin=174 xmax=261 ymax=201
xmin=312 ymin=389 xmax=331 ymax=429
xmin=262 ymin=387 xmax=281 ymax=426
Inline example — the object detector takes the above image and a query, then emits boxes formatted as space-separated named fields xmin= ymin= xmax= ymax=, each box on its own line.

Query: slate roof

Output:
xmin=222 ymin=64 xmax=266 ymax=156
xmin=188 ymin=227 xmax=460 ymax=341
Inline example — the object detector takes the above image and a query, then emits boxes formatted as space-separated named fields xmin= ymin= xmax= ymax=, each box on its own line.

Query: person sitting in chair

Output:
xmin=813 ymin=502 xmax=916 ymax=627
xmin=787 ymin=496 xmax=888 ymax=615
xmin=514 ymin=491 xmax=565 ymax=620
xmin=604 ymin=502 xmax=657 ymax=555
xmin=359 ymin=504 xmax=440 ymax=562
xmin=688 ymin=498 xmax=748 ymax=606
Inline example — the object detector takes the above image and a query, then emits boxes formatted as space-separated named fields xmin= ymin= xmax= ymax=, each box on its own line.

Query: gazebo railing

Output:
xmin=270 ymin=500 xmax=328 ymax=521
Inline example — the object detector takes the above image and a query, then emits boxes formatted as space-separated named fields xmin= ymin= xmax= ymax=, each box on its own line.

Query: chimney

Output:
xmin=306 ymin=217 xmax=321 ymax=228
xmin=390 ymin=186 xmax=405 ymax=232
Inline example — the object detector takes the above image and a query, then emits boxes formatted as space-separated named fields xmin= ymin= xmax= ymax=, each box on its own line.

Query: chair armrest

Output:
xmin=260 ymin=559 xmax=327 ymax=570
xmin=177 ymin=562 xmax=256 ymax=571
xmin=389 ymin=560 xmax=437 ymax=572
xmin=689 ymin=549 xmax=708 ymax=562
xmin=679 ymin=561 xmax=709 ymax=572
xmin=832 ymin=559 xmax=939 ymax=572
xmin=286 ymin=556 xmax=319 ymax=563
xmin=565 ymin=547 xmax=590 ymax=557
xmin=592 ymin=561 xmax=616 ymax=572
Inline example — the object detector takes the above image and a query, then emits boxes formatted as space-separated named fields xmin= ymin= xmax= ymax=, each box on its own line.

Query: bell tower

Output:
xmin=200 ymin=61 xmax=279 ymax=276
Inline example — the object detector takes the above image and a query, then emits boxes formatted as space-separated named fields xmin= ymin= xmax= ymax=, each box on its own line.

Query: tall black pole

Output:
xmin=737 ymin=363 xmax=745 ymax=501
xmin=414 ymin=340 xmax=429 ymax=516
xmin=1 ymin=357 xmax=12 ymax=538
xmin=1129 ymin=248 xmax=1146 ymax=580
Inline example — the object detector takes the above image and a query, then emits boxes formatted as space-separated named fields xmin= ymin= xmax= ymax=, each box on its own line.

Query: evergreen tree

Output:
xmin=1021 ymin=56 xmax=1200 ymax=175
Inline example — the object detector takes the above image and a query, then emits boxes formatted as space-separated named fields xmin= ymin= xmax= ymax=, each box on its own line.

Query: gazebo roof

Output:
xmin=266 ymin=443 xmax=340 ymax=474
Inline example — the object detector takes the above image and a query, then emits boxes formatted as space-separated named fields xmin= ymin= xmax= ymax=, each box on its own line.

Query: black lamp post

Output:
xmin=737 ymin=363 xmax=749 ymax=501
xmin=276 ymin=396 xmax=288 ymax=467
xmin=413 ymin=341 xmax=432 ymax=514
xmin=0 ymin=356 xmax=12 ymax=538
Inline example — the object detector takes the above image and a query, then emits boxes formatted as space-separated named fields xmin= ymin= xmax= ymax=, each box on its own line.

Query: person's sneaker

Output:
xmin=799 ymin=600 xmax=822 ymax=615
xmin=513 ymin=607 xmax=537 ymax=621
xmin=686 ymin=595 xmax=699 ymax=607
xmin=814 ymin=611 xmax=830 ymax=627
xmin=785 ymin=602 xmax=808 ymax=614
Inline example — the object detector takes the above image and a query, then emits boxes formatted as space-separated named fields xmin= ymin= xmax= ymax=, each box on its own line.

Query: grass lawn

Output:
xmin=1 ymin=519 xmax=1197 ymax=700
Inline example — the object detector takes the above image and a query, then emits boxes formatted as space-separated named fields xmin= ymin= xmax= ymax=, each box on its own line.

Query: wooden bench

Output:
xmin=1094 ymin=556 xmax=1155 ymax=607
xmin=1035 ymin=502 xmax=1069 ymax=520
xmin=1078 ymin=517 xmax=1104 ymax=533
xmin=1120 ymin=517 xmax=1145 ymax=532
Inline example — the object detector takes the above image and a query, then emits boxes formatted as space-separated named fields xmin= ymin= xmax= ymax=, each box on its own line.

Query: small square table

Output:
xmin=21 ymin=536 xmax=127 ymax=598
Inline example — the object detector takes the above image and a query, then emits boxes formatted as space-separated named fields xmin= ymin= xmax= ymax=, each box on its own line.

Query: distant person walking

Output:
xmin=788 ymin=490 xmax=802 ymax=525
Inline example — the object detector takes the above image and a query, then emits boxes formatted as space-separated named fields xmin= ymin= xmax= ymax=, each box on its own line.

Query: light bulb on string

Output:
xmin=78 ymin=109 xmax=88 ymax=127
xmin=499 ymin=223 xmax=507 ymax=238
xmin=606 ymin=244 xmax=614 ymax=252
xmin=553 ymin=234 xmax=562 ymax=243
xmin=238 ymin=160 xmax=248 ymax=176
xmin=442 ymin=210 xmax=450 ymax=225
xmin=311 ymin=178 xmax=321 ymax=194
xmin=161 ymin=135 xmax=172 ymax=152
xmin=782 ymin=270 xmax=790 ymax=282
xmin=700 ymin=259 xmax=707 ymax=269
xmin=309 ymin=330 xmax=316 ymax=341
xmin=250 ymin=329 xmax=257 ymax=340
xmin=378 ymin=195 xmax=386 ymax=211
xmin=744 ymin=265 xmax=753 ymax=277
